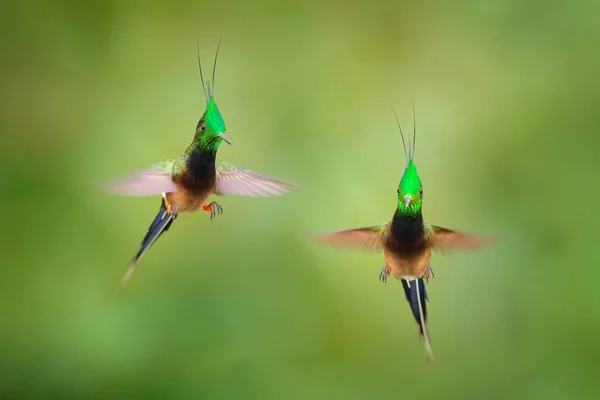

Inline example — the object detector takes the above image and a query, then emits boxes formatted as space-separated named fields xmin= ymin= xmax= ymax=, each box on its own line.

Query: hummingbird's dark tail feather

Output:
xmin=401 ymin=278 xmax=434 ymax=359
xmin=120 ymin=199 xmax=174 ymax=288
xmin=401 ymin=278 xmax=428 ymax=332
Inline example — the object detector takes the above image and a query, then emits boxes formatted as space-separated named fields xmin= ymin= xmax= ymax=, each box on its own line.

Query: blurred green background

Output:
xmin=1 ymin=0 xmax=599 ymax=398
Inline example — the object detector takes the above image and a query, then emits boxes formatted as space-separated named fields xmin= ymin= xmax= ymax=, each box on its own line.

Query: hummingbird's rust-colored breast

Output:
xmin=166 ymin=151 xmax=217 ymax=212
xmin=383 ymin=242 xmax=431 ymax=280
xmin=166 ymin=179 xmax=214 ymax=212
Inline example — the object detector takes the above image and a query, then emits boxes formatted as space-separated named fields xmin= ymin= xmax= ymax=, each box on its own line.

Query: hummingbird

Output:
xmin=105 ymin=41 xmax=295 ymax=287
xmin=315 ymin=106 xmax=494 ymax=359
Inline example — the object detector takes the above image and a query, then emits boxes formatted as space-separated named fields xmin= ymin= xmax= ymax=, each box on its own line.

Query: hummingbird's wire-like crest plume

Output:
xmin=197 ymin=37 xmax=223 ymax=104
xmin=197 ymin=42 xmax=208 ymax=104
xmin=411 ymin=98 xmax=416 ymax=160
xmin=211 ymin=36 xmax=222 ymax=98
xmin=392 ymin=101 xmax=417 ymax=166
xmin=392 ymin=107 xmax=408 ymax=164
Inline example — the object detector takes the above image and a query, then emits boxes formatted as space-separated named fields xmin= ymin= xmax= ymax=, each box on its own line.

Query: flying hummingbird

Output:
xmin=106 ymin=41 xmax=295 ymax=287
xmin=315 ymin=106 xmax=494 ymax=359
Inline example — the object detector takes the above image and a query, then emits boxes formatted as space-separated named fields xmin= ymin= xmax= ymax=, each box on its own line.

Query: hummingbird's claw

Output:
xmin=379 ymin=266 xmax=391 ymax=286
xmin=424 ymin=265 xmax=434 ymax=283
xmin=165 ymin=202 xmax=179 ymax=220
xmin=204 ymin=201 xmax=224 ymax=222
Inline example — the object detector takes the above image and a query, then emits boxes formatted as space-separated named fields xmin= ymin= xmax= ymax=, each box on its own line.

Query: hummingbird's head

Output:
xmin=194 ymin=38 xmax=230 ymax=151
xmin=393 ymin=103 xmax=422 ymax=216
xmin=397 ymin=159 xmax=423 ymax=215
xmin=196 ymin=97 xmax=229 ymax=146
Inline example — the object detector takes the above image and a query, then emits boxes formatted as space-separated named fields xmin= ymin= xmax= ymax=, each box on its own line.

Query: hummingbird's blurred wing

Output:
xmin=103 ymin=159 xmax=177 ymax=196
xmin=314 ymin=225 xmax=386 ymax=252
xmin=428 ymin=225 xmax=496 ymax=251
xmin=214 ymin=160 xmax=295 ymax=197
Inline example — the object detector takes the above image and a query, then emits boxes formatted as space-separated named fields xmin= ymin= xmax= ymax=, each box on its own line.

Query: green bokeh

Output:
xmin=1 ymin=1 xmax=599 ymax=398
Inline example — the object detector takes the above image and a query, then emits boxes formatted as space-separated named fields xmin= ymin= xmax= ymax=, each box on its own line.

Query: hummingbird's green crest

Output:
xmin=315 ymin=103 xmax=496 ymax=360
xmin=105 ymin=40 xmax=295 ymax=288
xmin=398 ymin=160 xmax=423 ymax=215
xmin=193 ymin=97 xmax=229 ymax=154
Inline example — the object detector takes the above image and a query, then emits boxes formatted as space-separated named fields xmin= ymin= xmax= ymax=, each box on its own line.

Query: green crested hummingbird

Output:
xmin=105 ymin=42 xmax=295 ymax=287
xmin=315 ymin=107 xmax=494 ymax=359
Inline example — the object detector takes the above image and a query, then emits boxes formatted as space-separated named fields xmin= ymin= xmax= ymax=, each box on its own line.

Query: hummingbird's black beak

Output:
xmin=218 ymin=132 xmax=231 ymax=145
xmin=404 ymin=195 xmax=411 ymax=208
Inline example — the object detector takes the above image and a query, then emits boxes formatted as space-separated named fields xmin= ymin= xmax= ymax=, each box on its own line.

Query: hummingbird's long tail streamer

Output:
xmin=120 ymin=199 xmax=175 ymax=288
xmin=401 ymin=278 xmax=434 ymax=360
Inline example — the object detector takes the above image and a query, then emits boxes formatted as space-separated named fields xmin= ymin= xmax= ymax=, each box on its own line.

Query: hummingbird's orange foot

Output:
xmin=203 ymin=201 xmax=223 ymax=222
xmin=379 ymin=266 xmax=392 ymax=286
xmin=165 ymin=202 xmax=179 ymax=219
xmin=424 ymin=265 xmax=434 ymax=283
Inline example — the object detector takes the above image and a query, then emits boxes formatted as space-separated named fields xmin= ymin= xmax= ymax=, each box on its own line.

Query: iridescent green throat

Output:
xmin=194 ymin=131 xmax=222 ymax=154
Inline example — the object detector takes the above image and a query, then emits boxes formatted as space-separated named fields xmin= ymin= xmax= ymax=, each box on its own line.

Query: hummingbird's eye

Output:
xmin=420 ymin=188 xmax=423 ymax=197
xmin=199 ymin=122 xmax=206 ymax=133
xmin=397 ymin=188 xmax=400 ymax=194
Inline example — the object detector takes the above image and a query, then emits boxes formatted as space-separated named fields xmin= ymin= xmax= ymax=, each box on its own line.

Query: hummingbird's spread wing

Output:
xmin=429 ymin=225 xmax=495 ymax=251
xmin=314 ymin=225 xmax=386 ymax=252
xmin=104 ymin=159 xmax=177 ymax=196
xmin=214 ymin=160 xmax=295 ymax=197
